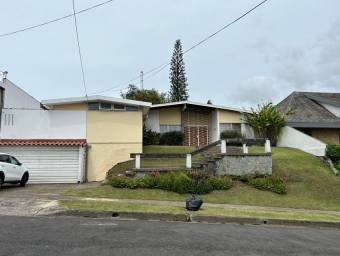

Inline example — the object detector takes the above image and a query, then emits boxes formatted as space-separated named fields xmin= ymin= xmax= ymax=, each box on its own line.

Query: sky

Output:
xmin=1 ymin=0 xmax=340 ymax=108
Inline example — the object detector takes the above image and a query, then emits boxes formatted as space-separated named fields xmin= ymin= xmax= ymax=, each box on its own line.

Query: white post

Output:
xmin=221 ymin=140 xmax=226 ymax=154
xmin=135 ymin=154 xmax=141 ymax=169
xmin=265 ymin=140 xmax=271 ymax=153
xmin=243 ymin=144 xmax=248 ymax=154
xmin=186 ymin=154 xmax=192 ymax=169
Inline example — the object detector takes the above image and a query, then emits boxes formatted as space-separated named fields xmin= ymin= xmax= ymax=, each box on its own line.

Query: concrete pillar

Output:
xmin=243 ymin=144 xmax=248 ymax=154
xmin=221 ymin=140 xmax=226 ymax=154
xmin=135 ymin=154 xmax=141 ymax=169
xmin=186 ymin=154 xmax=192 ymax=169
xmin=265 ymin=140 xmax=271 ymax=153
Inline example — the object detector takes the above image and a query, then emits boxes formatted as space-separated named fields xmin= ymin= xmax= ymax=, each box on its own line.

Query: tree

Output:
xmin=121 ymin=84 xmax=167 ymax=104
xmin=169 ymin=39 xmax=189 ymax=102
xmin=244 ymin=103 xmax=286 ymax=145
xmin=207 ymin=100 xmax=213 ymax=105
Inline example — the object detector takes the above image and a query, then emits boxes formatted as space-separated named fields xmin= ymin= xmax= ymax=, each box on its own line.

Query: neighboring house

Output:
xmin=0 ymin=76 xmax=151 ymax=183
xmin=277 ymin=92 xmax=340 ymax=144
xmin=0 ymin=76 xmax=41 ymax=109
xmin=145 ymin=101 xmax=252 ymax=147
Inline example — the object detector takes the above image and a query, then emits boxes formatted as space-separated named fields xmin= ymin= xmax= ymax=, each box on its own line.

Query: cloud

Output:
xmin=229 ymin=19 xmax=340 ymax=108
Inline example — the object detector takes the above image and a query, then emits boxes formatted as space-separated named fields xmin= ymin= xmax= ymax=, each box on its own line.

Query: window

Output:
xmin=114 ymin=104 xmax=125 ymax=110
xmin=220 ymin=123 xmax=241 ymax=133
xmin=88 ymin=102 xmax=100 ymax=110
xmin=160 ymin=125 xmax=182 ymax=134
xmin=126 ymin=106 xmax=138 ymax=111
xmin=10 ymin=156 xmax=20 ymax=166
xmin=100 ymin=102 xmax=112 ymax=110
xmin=0 ymin=155 xmax=10 ymax=163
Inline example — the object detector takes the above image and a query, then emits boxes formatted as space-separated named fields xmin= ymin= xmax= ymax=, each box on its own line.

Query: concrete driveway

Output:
xmin=0 ymin=183 xmax=98 ymax=216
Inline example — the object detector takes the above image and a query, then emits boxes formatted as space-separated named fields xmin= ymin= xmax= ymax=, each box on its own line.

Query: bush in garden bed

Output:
xmin=232 ymin=174 xmax=288 ymax=195
xmin=109 ymin=172 xmax=233 ymax=195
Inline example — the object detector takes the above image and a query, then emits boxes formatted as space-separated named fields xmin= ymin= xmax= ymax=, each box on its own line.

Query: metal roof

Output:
xmin=42 ymin=95 xmax=152 ymax=108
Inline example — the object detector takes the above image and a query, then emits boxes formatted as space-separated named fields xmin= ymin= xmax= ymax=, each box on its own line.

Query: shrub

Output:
xmin=143 ymin=127 xmax=160 ymax=145
xmin=208 ymin=176 xmax=233 ymax=190
xmin=244 ymin=103 xmax=287 ymax=145
xmin=109 ymin=172 xmax=233 ymax=195
xmin=326 ymin=144 xmax=340 ymax=163
xmin=247 ymin=176 xmax=287 ymax=195
xmin=220 ymin=130 xmax=243 ymax=139
xmin=159 ymin=131 xmax=183 ymax=145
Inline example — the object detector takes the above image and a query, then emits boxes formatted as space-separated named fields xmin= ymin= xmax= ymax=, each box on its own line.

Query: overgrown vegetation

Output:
xmin=326 ymin=144 xmax=340 ymax=171
xmin=109 ymin=172 xmax=233 ymax=195
xmin=159 ymin=131 xmax=183 ymax=145
xmin=143 ymin=129 xmax=183 ymax=146
xmin=220 ymin=130 xmax=243 ymax=139
xmin=244 ymin=103 xmax=286 ymax=145
xmin=143 ymin=127 xmax=160 ymax=145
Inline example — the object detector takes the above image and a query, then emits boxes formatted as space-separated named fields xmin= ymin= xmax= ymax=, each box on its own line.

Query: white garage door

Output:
xmin=0 ymin=146 xmax=83 ymax=184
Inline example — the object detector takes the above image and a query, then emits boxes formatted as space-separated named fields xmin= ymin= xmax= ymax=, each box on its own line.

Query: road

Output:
xmin=0 ymin=216 xmax=339 ymax=256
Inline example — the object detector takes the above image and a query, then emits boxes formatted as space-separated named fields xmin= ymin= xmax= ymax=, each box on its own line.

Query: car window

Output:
xmin=10 ymin=156 xmax=20 ymax=166
xmin=0 ymin=155 xmax=10 ymax=163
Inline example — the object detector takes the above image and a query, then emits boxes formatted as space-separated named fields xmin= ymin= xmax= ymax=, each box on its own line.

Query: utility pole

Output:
xmin=140 ymin=71 xmax=144 ymax=90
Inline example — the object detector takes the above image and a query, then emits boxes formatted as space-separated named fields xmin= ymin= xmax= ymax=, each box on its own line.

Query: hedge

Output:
xmin=110 ymin=172 xmax=233 ymax=195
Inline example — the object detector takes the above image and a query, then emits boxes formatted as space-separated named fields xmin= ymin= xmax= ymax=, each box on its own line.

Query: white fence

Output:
xmin=277 ymin=126 xmax=326 ymax=156
xmin=1 ymin=109 xmax=86 ymax=139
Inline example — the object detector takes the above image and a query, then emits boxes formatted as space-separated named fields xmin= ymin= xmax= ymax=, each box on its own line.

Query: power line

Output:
xmin=0 ymin=0 xmax=116 ymax=38
xmin=92 ymin=0 xmax=269 ymax=95
xmin=71 ymin=0 xmax=88 ymax=98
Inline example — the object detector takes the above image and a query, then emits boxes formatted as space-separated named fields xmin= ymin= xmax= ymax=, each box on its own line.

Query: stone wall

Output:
xmin=215 ymin=153 xmax=272 ymax=176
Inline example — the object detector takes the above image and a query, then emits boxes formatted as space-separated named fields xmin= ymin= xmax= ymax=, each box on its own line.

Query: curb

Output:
xmin=53 ymin=209 xmax=340 ymax=229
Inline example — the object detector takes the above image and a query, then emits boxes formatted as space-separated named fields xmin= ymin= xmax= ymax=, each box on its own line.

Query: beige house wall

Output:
xmin=311 ymin=128 xmax=340 ymax=144
xmin=159 ymin=107 xmax=181 ymax=125
xmin=86 ymin=111 xmax=143 ymax=181
xmin=218 ymin=109 xmax=242 ymax=123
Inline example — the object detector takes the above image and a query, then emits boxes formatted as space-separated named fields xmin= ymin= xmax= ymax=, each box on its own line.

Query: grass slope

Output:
xmin=71 ymin=146 xmax=340 ymax=211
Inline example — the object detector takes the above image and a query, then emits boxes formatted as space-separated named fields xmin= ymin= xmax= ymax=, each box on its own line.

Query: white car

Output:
xmin=0 ymin=153 xmax=29 ymax=188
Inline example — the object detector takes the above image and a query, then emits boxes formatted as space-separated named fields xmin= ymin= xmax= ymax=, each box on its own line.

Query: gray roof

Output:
xmin=277 ymin=91 xmax=340 ymax=128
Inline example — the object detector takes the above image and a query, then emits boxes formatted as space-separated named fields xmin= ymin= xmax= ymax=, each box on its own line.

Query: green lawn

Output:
xmin=143 ymin=145 xmax=194 ymax=154
xmin=60 ymin=200 xmax=340 ymax=222
xmin=69 ymin=147 xmax=340 ymax=211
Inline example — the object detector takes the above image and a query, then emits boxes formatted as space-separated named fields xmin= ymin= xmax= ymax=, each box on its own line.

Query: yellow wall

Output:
xmin=159 ymin=107 xmax=181 ymax=125
xmin=86 ymin=110 xmax=143 ymax=181
xmin=218 ymin=109 xmax=242 ymax=123
xmin=312 ymin=129 xmax=340 ymax=144
xmin=53 ymin=103 xmax=87 ymax=111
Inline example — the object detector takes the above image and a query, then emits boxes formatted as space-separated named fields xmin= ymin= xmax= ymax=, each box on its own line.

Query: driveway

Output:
xmin=0 ymin=183 xmax=99 ymax=216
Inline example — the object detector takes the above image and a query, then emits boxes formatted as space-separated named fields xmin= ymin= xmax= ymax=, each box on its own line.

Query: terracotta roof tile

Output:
xmin=0 ymin=139 xmax=87 ymax=146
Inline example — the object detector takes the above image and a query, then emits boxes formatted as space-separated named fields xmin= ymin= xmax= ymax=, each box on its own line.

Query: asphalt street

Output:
xmin=0 ymin=216 xmax=339 ymax=256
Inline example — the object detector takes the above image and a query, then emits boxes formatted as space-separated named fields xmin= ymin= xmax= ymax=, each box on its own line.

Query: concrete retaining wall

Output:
xmin=215 ymin=153 xmax=272 ymax=176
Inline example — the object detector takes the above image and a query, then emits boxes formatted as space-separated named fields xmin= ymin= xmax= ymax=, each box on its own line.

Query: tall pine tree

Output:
xmin=169 ymin=39 xmax=189 ymax=102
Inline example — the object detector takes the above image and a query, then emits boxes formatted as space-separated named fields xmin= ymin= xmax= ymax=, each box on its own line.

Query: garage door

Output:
xmin=0 ymin=146 xmax=82 ymax=184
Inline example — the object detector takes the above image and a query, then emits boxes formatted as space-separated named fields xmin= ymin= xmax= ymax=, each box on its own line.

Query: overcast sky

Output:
xmin=1 ymin=0 xmax=339 ymax=108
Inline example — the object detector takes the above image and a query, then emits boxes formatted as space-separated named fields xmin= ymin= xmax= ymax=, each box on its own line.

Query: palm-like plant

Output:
xmin=245 ymin=103 xmax=286 ymax=145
